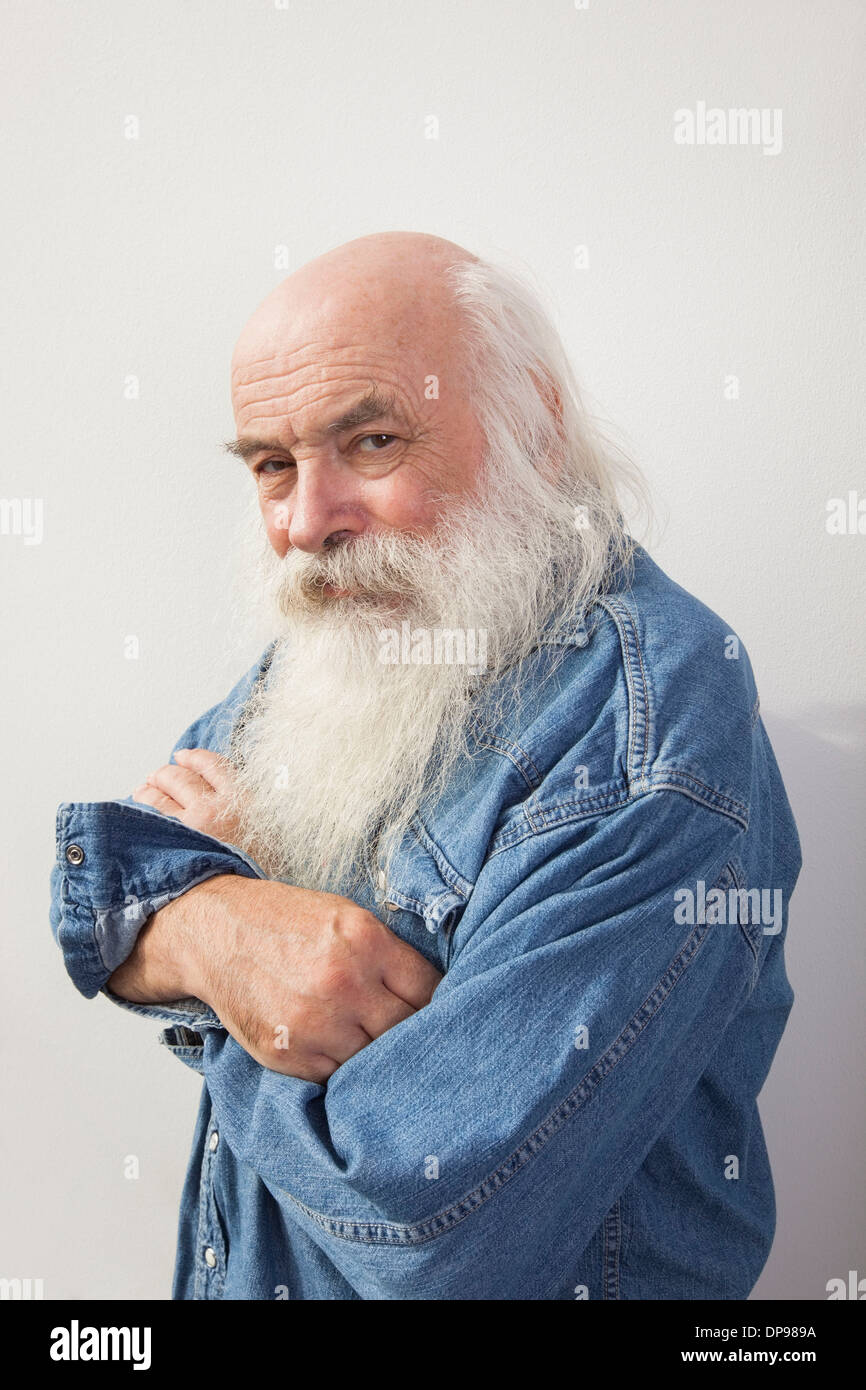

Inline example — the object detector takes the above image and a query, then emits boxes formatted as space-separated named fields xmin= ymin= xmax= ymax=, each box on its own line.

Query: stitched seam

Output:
xmin=603 ymin=1199 xmax=622 ymax=1300
xmin=486 ymin=780 xmax=749 ymax=860
xmin=410 ymin=818 xmax=474 ymax=898
xmin=642 ymin=781 xmax=748 ymax=829
xmin=280 ymin=905 xmax=721 ymax=1246
xmin=531 ymin=774 xmax=748 ymax=827
xmin=726 ymin=858 xmax=762 ymax=986
xmin=539 ymin=773 xmax=749 ymax=828
xmin=483 ymin=806 xmax=539 ymax=856
xmin=603 ymin=1206 xmax=611 ymax=1300
xmin=471 ymin=736 xmax=543 ymax=791
xmin=618 ymin=598 xmax=652 ymax=783
xmin=57 ymin=800 xmax=268 ymax=877
xmin=63 ymin=860 xmax=259 ymax=924
xmin=606 ymin=598 xmax=639 ymax=783
xmin=596 ymin=597 xmax=650 ymax=785
xmin=384 ymin=891 xmax=427 ymax=915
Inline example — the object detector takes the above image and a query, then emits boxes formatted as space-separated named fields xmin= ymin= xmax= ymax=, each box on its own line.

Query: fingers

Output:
xmin=288 ymin=999 xmax=376 ymax=1066
xmin=305 ymin=1056 xmax=339 ymax=1084
xmin=312 ymin=1022 xmax=374 ymax=1066
xmin=284 ymin=1055 xmax=339 ymax=1085
xmin=336 ymin=906 xmax=442 ymax=1013
xmin=174 ymin=748 xmax=234 ymax=794
xmin=132 ymin=783 xmax=184 ymax=817
xmin=381 ymin=942 xmax=443 ymax=1012
xmin=145 ymin=762 xmax=210 ymax=808
xmin=228 ymin=1017 xmax=340 ymax=1084
xmin=131 ymin=750 xmax=232 ymax=819
xmin=250 ymin=1020 xmax=367 ymax=1082
xmin=264 ymin=1045 xmax=340 ymax=1084
xmin=358 ymin=990 xmax=418 ymax=1040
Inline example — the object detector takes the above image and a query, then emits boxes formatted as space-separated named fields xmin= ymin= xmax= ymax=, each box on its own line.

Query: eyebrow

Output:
xmin=223 ymin=388 xmax=408 ymax=461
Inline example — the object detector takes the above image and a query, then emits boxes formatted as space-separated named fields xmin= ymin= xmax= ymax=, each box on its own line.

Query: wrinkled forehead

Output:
xmin=230 ymin=273 xmax=460 ymax=412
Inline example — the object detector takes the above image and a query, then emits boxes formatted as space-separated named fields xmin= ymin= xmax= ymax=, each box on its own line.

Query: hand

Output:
xmin=132 ymin=748 xmax=244 ymax=847
xmin=107 ymin=875 xmax=443 ymax=1084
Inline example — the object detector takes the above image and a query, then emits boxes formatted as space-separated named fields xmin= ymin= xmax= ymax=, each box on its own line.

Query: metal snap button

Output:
xmin=204 ymin=1247 xmax=217 ymax=1268
xmin=208 ymin=1131 xmax=219 ymax=1152
xmin=65 ymin=844 xmax=85 ymax=866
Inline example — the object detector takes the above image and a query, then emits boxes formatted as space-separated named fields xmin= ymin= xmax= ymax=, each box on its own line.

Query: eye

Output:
xmin=357 ymin=433 xmax=398 ymax=452
xmin=254 ymin=458 xmax=293 ymax=475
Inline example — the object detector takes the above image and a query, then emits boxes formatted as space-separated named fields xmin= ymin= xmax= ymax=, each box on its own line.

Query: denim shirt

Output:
xmin=49 ymin=544 xmax=802 ymax=1300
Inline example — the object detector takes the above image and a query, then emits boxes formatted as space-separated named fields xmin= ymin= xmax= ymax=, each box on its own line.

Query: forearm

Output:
xmin=107 ymin=874 xmax=241 ymax=1005
xmin=109 ymin=873 xmax=442 ymax=1081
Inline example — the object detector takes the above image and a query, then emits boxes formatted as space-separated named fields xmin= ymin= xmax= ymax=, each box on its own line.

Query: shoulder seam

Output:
xmin=593 ymin=595 xmax=652 ymax=785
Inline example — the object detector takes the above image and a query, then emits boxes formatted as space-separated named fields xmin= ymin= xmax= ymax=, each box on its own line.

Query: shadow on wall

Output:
xmin=750 ymin=706 xmax=866 ymax=1300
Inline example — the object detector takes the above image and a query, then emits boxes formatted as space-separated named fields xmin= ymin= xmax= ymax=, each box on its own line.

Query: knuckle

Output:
xmin=319 ymin=963 xmax=355 ymax=999
xmin=339 ymin=906 xmax=381 ymax=953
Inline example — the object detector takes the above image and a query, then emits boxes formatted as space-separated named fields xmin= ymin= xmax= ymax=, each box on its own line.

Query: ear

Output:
xmin=529 ymin=368 xmax=563 ymax=423
xmin=529 ymin=368 xmax=566 ymax=481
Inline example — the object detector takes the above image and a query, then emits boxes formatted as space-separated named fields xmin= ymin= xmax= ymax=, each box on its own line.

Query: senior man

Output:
xmin=50 ymin=231 xmax=801 ymax=1301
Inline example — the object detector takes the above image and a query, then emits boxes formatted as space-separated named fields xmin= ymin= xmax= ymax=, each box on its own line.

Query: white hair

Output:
xmin=226 ymin=254 xmax=653 ymax=895
xmin=445 ymin=253 xmax=651 ymax=622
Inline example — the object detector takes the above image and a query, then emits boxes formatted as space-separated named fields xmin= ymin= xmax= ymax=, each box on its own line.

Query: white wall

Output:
xmin=1 ymin=0 xmax=862 ymax=1300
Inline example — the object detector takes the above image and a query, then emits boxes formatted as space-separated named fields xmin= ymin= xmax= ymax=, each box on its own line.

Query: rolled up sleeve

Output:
xmin=48 ymin=647 xmax=274 ymax=1025
xmin=50 ymin=799 xmax=263 ymax=1025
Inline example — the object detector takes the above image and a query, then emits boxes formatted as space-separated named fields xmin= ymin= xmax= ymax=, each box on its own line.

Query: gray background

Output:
xmin=1 ymin=0 xmax=863 ymax=1299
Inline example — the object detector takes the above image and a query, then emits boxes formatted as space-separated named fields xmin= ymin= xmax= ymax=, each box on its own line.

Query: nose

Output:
xmin=285 ymin=457 xmax=363 ymax=553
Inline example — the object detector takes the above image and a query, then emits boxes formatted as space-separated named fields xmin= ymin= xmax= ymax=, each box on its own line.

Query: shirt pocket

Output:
xmin=370 ymin=820 xmax=473 ymax=973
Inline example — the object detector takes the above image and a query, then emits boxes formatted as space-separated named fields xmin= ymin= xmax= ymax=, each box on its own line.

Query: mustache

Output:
xmin=272 ymin=529 xmax=446 ymax=612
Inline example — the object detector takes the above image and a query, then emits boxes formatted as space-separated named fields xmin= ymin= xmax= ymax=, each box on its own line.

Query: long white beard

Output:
xmin=227 ymin=450 xmax=620 ymax=895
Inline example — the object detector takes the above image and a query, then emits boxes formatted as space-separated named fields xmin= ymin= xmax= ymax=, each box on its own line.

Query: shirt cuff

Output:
xmin=100 ymin=984 xmax=222 ymax=1030
xmin=52 ymin=799 xmax=265 ymax=998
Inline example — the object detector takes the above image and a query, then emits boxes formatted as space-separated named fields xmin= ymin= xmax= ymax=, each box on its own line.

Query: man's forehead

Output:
xmin=230 ymin=333 xmax=426 ymax=433
xmin=233 ymin=288 xmax=444 ymax=373
xmin=232 ymin=242 xmax=462 ymax=373
xmin=230 ymin=321 xmax=453 ymax=445
xmin=231 ymin=325 xmax=421 ymax=386
xmin=229 ymin=244 xmax=467 ymax=437
xmin=226 ymin=385 xmax=414 ymax=458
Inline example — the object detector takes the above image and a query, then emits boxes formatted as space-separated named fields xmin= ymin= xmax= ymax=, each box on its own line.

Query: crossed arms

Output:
xmin=50 ymin=664 xmax=757 ymax=1298
xmin=110 ymin=746 xmax=442 ymax=1083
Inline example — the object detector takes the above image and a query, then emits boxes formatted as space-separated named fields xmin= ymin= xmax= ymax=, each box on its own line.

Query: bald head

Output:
xmin=231 ymin=231 xmax=478 ymax=375
xmin=229 ymin=231 xmax=486 ymax=559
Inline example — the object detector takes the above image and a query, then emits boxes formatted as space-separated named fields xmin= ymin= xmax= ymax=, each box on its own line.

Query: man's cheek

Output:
xmin=264 ymin=500 xmax=291 ymax=554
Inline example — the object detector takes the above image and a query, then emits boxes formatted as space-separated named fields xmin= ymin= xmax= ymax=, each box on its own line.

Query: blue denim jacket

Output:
xmin=49 ymin=544 xmax=801 ymax=1300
